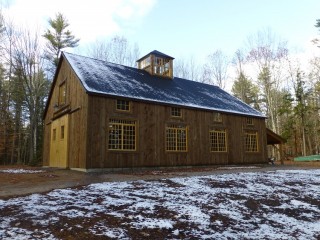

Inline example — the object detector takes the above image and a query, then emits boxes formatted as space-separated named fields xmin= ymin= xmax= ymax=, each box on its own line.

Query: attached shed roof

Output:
xmin=266 ymin=128 xmax=286 ymax=145
xmin=63 ymin=52 xmax=265 ymax=118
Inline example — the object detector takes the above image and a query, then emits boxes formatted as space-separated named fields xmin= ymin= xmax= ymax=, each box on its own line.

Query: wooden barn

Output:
xmin=43 ymin=50 xmax=269 ymax=171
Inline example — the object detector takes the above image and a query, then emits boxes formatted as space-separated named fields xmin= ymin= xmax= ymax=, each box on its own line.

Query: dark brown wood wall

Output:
xmin=43 ymin=58 xmax=89 ymax=168
xmin=44 ymin=57 xmax=268 ymax=169
xmin=86 ymin=95 xmax=267 ymax=169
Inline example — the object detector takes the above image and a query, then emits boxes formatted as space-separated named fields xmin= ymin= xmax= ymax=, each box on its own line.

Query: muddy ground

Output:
xmin=1 ymin=160 xmax=319 ymax=199
xmin=1 ymin=163 xmax=319 ymax=239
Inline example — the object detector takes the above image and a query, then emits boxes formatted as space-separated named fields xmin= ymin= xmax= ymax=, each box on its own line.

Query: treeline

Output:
xmin=75 ymin=28 xmax=320 ymax=158
xmin=0 ymin=13 xmax=78 ymax=165
xmin=0 ymin=11 xmax=319 ymax=165
xmin=170 ymin=29 xmax=320 ymax=157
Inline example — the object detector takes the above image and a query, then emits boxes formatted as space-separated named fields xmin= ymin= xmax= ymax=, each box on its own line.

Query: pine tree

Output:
xmin=43 ymin=12 xmax=80 ymax=75
xmin=313 ymin=19 xmax=320 ymax=47
xmin=232 ymin=72 xmax=260 ymax=110
xmin=293 ymin=71 xmax=310 ymax=156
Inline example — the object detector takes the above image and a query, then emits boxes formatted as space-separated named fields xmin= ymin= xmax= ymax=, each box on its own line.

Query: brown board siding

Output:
xmin=86 ymin=95 xmax=267 ymax=169
xmin=43 ymin=58 xmax=89 ymax=169
xmin=42 ymin=122 xmax=51 ymax=166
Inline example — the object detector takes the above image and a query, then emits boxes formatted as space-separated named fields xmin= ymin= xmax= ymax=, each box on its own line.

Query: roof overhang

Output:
xmin=136 ymin=50 xmax=174 ymax=62
xmin=42 ymin=53 xmax=66 ymax=120
xmin=266 ymin=128 xmax=286 ymax=145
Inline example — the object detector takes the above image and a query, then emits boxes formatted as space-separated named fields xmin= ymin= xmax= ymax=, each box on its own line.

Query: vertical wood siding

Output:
xmin=43 ymin=59 xmax=88 ymax=168
xmin=86 ymin=95 xmax=267 ymax=169
xmin=44 ymin=58 xmax=267 ymax=169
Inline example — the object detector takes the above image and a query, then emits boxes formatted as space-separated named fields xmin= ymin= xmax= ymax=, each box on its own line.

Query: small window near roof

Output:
xmin=116 ymin=99 xmax=130 ymax=111
xmin=213 ymin=112 xmax=222 ymax=122
xmin=171 ymin=107 xmax=182 ymax=117
xmin=140 ymin=56 xmax=151 ymax=69
xmin=246 ymin=117 xmax=253 ymax=125
xmin=58 ymin=82 xmax=66 ymax=106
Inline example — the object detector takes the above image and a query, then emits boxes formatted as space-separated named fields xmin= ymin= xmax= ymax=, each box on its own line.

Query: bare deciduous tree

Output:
xmin=246 ymin=29 xmax=288 ymax=132
xmin=202 ymin=50 xmax=229 ymax=89
xmin=87 ymin=36 xmax=140 ymax=67
xmin=174 ymin=55 xmax=201 ymax=81
xmin=1 ymin=22 xmax=49 ymax=164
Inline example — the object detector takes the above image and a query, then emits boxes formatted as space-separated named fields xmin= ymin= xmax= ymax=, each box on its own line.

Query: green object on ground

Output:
xmin=294 ymin=155 xmax=320 ymax=161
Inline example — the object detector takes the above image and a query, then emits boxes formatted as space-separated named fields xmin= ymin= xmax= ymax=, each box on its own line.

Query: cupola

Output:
xmin=136 ymin=50 xmax=174 ymax=79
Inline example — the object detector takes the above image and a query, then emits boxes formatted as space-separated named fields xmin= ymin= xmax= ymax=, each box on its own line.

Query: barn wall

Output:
xmin=43 ymin=58 xmax=88 ymax=168
xmin=42 ymin=121 xmax=51 ymax=166
xmin=86 ymin=95 xmax=267 ymax=169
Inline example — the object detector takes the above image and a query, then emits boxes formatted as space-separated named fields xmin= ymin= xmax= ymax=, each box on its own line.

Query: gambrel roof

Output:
xmin=63 ymin=52 xmax=265 ymax=118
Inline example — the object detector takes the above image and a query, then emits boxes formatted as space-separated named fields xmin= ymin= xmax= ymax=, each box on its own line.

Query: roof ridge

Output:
xmin=62 ymin=52 xmax=265 ymax=118
xmin=62 ymin=51 xmax=139 ymax=72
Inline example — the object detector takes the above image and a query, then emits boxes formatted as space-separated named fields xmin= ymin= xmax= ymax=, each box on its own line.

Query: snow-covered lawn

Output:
xmin=0 ymin=169 xmax=45 ymax=174
xmin=0 ymin=169 xmax=319 ymax=239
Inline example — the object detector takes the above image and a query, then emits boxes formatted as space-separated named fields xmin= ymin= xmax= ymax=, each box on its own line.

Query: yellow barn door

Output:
xmin=49 ymin=115 xmax=69 ymax=168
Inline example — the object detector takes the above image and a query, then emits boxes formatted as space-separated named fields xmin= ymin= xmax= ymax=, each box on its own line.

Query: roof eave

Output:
xmin=86 ymin=91 xmax=266 ymax=119
xmin=42 ymin=53 xmax=66 ymax=120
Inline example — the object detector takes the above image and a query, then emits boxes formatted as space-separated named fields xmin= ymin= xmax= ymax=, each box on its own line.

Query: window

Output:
xmin=58 ymin=82 xmax=66 ymax=106
xmin=245 ymin=132 xmax=259 ymax=152
xmin=166 ymin=124 xmax=187 ymax=152
xmin=213 ymin=112 xmax=222 ymax=122
xmin=108 ymin=119 xmax=136 ymax=151
xmin=60 ymin=126 xmax=65 ymax=140
xmin=171 ymin=107 xmax=182 ymax=118
xmin=154 ymin=57 xmax=170 ymax=77
xmin=116 ymin=99 xmax=130 ymax=111
xmin=140 ymin=56 xmax=151 ymax=69
xmin=52 ymin=129 xmax=56 ymax=141
xmin=246 ymin=117 xmax=253 ymax=125
xmin=210 ymin=129 xmax=227 ymax=152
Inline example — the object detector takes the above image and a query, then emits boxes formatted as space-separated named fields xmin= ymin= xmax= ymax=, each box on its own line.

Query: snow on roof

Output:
xmin=63 ymin=52 xmax=265 ymax=118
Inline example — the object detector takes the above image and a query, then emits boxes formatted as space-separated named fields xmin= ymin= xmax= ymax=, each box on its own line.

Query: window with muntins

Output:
xmin=210 ymin=129 xmax=227 ymax=152
xmin=245 ymin=132 xmax=258 ymax=152
xmin=171 ymin=107 xmax=182 ymax=118
xmin=166 ymin=124 xmax=187 ymax=152
xmin=154 ymin=57 xmax=170 ymax=77
xmin=108 ymin=119 xmax=136 ymax=151
xmin=140 ymin=56 xmax=151 ymax=69
xmin=58 ymin=82 xmax=66 ymax=106
xmin=246 ymin=117 xmax=253 ymax=125
xmin=116 ymin=100 xmax=130 ymax=111
xmin=213 ymin=112 xmax=222 ymax=122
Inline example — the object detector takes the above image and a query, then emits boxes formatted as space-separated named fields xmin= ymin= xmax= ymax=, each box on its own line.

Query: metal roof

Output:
xmin=63 ymin=52 xmax=265 ymax=118
xmin=136 ymin=50 xmax=175 ymax=62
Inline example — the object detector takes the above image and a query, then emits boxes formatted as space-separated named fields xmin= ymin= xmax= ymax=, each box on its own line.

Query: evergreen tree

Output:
xmin=293 ymin=71 xmax=310 ymax=156
xmin=232 ymin=72 xmax=260 ymax=110
xmin=313 ymin=19 xmax=320 ymax=47
xmin=43 ymin=12 xmax=79 ymax=75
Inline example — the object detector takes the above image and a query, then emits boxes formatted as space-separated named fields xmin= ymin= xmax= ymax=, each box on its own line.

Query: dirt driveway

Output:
xmin=1 ymin=161 xmax=319 ymax=199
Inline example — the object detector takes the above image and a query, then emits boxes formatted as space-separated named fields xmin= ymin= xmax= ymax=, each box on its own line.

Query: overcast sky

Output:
xmin=1 ymin=0 xmax=320 ymax=63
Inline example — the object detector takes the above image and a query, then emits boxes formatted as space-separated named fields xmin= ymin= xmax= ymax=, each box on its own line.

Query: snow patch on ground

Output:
xmin=217 ymin=166 xmax=261 ymax=170
xmin=0 ymin=169 xmax=45 ymax=174
xmin=0 ymin=169 xmax=319 ymax=239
